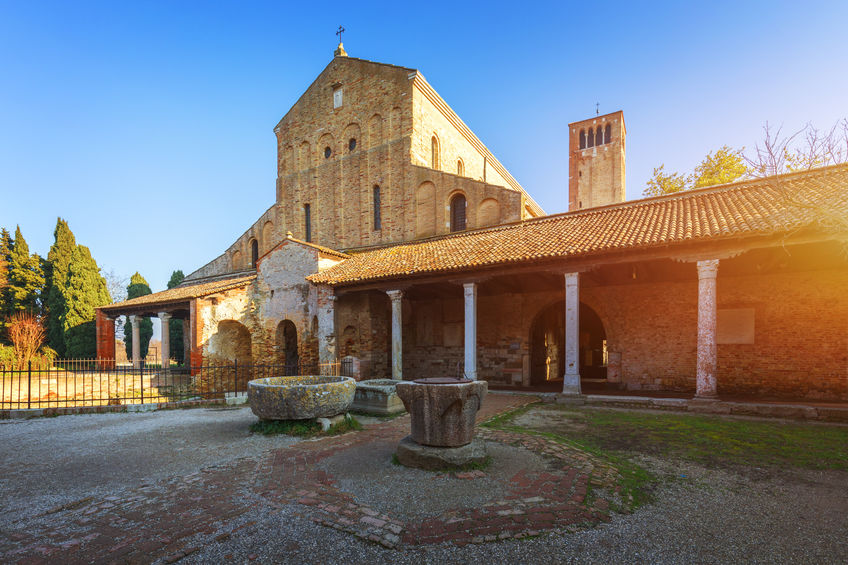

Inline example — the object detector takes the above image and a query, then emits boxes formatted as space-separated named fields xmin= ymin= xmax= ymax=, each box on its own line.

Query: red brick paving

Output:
xmin=1 ymin=394 xmax=628 ymax=562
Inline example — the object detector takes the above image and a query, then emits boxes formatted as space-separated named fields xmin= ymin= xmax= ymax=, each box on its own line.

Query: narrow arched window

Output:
xmin=596 ymin=126 xmax=603 ymax=145
xmin=431 ymin=135 xmax=440 ymax=169
xmin=450 ymin=193 xmax=466 ymax=232
xmin=579 ymin=129 xmax=586 ymax=149
xmin=604 ymin=124 xmax=611 ymax=144
xmin=457 ymin=159 xmax=464 ymax=176
xmin=373 ymin=185 xmax=382 ymax=231
xmin=587 ymin=128 xmax=595 ymax=147
xmin=250 ymin=239 xmax=258 ymax=268
xmin=304 ymin=204 xmax=312 ymax=242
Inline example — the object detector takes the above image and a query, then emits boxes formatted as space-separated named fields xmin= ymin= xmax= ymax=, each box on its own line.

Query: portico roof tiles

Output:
xmin=100 ymin=273 xmax=256 ymax=312
xmin=309 ymin=165 xmax=848 ymax=286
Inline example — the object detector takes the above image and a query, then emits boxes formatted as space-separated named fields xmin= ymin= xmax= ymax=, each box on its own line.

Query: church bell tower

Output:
xmin=568 ymin=110 xmax=626 ymax=211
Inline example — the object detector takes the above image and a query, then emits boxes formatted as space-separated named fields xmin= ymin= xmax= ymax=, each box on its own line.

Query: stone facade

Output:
xmin=185 ymin=52 xmax=542 ymax=282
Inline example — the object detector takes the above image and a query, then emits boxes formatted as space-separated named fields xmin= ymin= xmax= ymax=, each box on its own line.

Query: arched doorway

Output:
xmin=579 ymin=304 xmax=608 ymax=388
xmin=529 ymin=301 xmax=608 ymax=388
xmin=275 ymin=320 xmax=299 ymax=375
xmin=208 ymin=320 xmax=253 ymax=391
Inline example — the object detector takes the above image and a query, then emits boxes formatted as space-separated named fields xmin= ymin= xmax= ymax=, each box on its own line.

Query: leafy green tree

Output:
xmin=644 ymin=146 xmax=748 ymax=197
xmin=63 ymin=245 xmax=112 ymax=358
xmin=123 ymin=272 xmax=153 ymax=360
xmin=5 ymin=226 xmax=44 ymax=316
xmin=45 ymin=218 xmax=76 ymax=356
xmin=167 ymin=270 xmax=186 ymax=363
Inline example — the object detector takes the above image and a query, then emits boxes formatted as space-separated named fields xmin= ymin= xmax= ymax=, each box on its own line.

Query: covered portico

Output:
xmin=96 ymin=274 xmax=256 ymax=370
xmin=311 ymin=167 xmax=848 ymax=401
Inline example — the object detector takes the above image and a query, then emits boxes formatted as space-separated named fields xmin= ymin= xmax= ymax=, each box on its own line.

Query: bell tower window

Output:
xmin=304 ymin=204 xmax=312 ymax=242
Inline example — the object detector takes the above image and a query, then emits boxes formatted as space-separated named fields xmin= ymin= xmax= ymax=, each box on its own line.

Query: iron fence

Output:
xmin=0 ymin=359 xmax=341 ymax=411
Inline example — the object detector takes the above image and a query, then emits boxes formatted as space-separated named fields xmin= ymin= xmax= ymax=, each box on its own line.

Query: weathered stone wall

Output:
xmin=336 ymin=291 xmax=391 ymax=380
xmin=253 ymin=241 xmax=326 ymax=370
xmin=568 ymin=111 xmax=626 ymax=211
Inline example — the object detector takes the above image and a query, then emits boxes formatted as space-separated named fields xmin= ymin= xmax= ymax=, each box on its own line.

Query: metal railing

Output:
xmin=0 ymin=359 xmax=341 ymax=411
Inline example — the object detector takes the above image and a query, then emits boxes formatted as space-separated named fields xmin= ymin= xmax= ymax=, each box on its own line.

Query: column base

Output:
xmin=555 ymin=394 xmax=586 ymax=406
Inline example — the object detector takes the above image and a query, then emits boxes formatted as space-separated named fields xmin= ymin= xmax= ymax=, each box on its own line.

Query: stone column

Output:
xmin=696 ymin=259 xmax=719 ymax=398
xmin=386 ymin=290 xmax=404 ymax=381
xmin=158 ymin=312 xmax=171 ymax=370
xmin=317 ymin=285 xmax=337 ymax=376
xmin=563 ymin=272 xmax=581 ymax=395
xmin=463 ymin=282 xmax=478 ymax=380
xmin=129 ymin=314 xmax=141 ymax=369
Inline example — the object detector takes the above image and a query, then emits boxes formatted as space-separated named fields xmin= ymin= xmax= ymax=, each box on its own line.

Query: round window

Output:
xmin=349 ymin=138 xmax=357 ymax=151
xmin=324 ymin=146 xmax=332 ymax=159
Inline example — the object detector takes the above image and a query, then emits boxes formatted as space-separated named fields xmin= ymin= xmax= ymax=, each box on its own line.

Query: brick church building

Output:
xmin=97 ymin=44 xmax=848 ymax=401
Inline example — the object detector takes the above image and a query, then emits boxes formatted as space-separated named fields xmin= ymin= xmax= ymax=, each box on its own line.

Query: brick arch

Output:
xmin=262 ymin=221 xmax=274 ymax=253
xmin=415 ymin=181 xmax=436 ymax=238
xmin=298 ymin=140 xmax=311 ymax=170
xmin=208 ymin=320 xmax=252 ymax=365
xmin=528 ymin=296 xmax=614 ymax=387
xmin=343 ymin=123 xmax=361 ymax=153
xmin=447 ymin=190 xmax=468 ymax=232
xmin=368 ymin=113 xmax=383 ymax=148
xmin=318 ymin=132 xmax=335 ymax=160
xmin=390 ymin=107 xmax=402 ymax=140
xmin=283 ymin=145 xmax=294 ymax=174
xmin=478 ymin=198 xmax=500 ymax=227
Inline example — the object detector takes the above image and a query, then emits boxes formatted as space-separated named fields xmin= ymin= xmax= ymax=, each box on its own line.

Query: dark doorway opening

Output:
xmin=529 ymin=301 xmax=608 ymax=388
xmin=276 ymin=320 xmax=299 ymax=375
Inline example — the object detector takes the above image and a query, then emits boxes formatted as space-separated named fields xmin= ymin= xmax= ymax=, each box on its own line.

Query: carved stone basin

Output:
xmin=395 ymin=378 xmax=488 ymax=447
xmin=248 ymin=376 xmax=356 ymax=420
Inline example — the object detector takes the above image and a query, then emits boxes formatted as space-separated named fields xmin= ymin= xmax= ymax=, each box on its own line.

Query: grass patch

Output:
xmin=250 ymin=414 xmax=362 ymax=437
xmin=560 ymin=407 xmax=847 ymax=470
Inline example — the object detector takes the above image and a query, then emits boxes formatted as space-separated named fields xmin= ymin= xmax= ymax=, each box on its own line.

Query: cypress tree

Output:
xmin=45 ymin=218 xmax=77 ymax=357
xmin=6 ymin=226 xmax=44 ymax=316
xmin=167 ymin=270 xmax=185 ymax=363
xmin=124 ymin=272 xmax=153 ymax=360
xmin=0 ymin=228 xmax=12 ymax=341
xmin=64 ymin=245 xmax=111 ymax=358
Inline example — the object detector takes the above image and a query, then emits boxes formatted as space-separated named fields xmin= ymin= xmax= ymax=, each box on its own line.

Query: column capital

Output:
xmin=386 ymin=289 xmax=404 ymax=302
xmin=697 ymin=259 xmax=719 ymax=279
xmin=157 ymin=312 xmax=172 ymax=322
xmin=564 ymin=271 xmax=580 ymax=286
xmin=128 ymin=314 xmax=139 ymax=324
xmin=462 ymin=281 xmax=477 ymax=295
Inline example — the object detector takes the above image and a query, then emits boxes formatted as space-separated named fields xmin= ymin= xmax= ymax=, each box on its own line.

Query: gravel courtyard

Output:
xmin=1 ymin=398 xmax=846 ymax=564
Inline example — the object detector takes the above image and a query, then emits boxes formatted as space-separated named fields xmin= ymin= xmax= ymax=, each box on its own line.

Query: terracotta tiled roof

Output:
xmin=310 ymin=165 xmax=848 ymax=286
xmin=279 ymin=233 xmax=350 ymax=260
xmin=100 ymin=274 xmax=256 ymax=312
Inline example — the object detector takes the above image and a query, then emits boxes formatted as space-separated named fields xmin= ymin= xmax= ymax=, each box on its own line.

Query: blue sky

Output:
xmin=1 ymin=0 xmax=846 ymax=298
